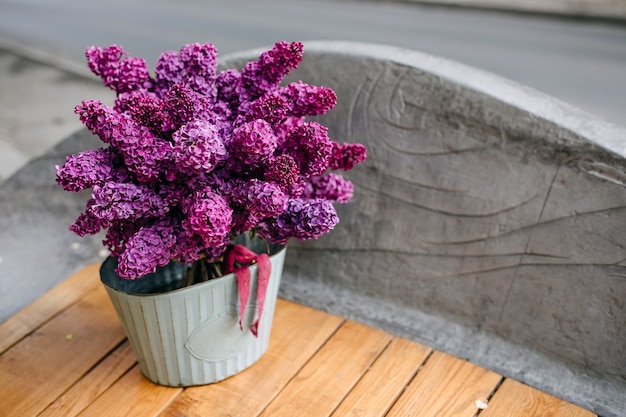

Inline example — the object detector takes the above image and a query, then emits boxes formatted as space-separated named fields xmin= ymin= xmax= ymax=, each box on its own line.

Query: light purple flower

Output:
xmin=304 ymin=173 xmax=354 ymax=203
xmin=230 ymin=179 xmax=288 ymax=231
xmin=172 ymin=119 xmax=228 ymax=175
xmin=179 ymin=43 xmax=218 ymax=96
xmin=88 ymin=182 xmax=169 ymax=222
xmin=116 ymin=218 xmax=178 ymax=279
xmin=154 ymin=50 xmax=184 ymax=96
xmin=56 ymin=147 xmax=128 ymax=192
xmin=227 ymin=119 xmax=277 ymax=171
xmin=259 ymin=198 xmax=339 ymax=244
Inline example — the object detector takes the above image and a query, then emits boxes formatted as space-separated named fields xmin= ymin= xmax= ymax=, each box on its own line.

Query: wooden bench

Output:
xmin=0 ymin=264 xmax=596 ymax=417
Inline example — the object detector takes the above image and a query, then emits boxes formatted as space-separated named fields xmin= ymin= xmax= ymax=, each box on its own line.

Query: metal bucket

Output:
xmin=100 ymin=242 xmax=286 ymax=387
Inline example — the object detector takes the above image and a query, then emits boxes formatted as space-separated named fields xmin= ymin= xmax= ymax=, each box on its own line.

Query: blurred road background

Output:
xmin=0 ymin=0 xmax=625 ymax=183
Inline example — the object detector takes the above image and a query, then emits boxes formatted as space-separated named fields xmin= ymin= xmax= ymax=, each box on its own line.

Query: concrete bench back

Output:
xmin=222 ymin=41 xmax=626 ymax=414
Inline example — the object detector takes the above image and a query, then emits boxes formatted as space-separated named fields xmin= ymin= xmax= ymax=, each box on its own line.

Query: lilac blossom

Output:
xmin=75 ymin=100 xmax=170 ymax=183
xmin=239 ymin=41 xmax=303 ymax=101
xmin=88 ymin=182 xmax=169 ymax=222
xmin=304 ymin=173 xmax=354 ymax=203
xmin=179 ymin=43 xmax=218 ymax=96
xmin=116 ymin=218 xmax=178 ymax=278
xmin=85 ymin=45 xmax=150 ymax=94
xmin=61 ymin=41 xmax=367 ymax=280
xmin=277 ymin=81 xmax=337 ymax=117
xmin=182 ymin=188 xmax=233 ymax=249
xmin=330 ymin=142 xmax=368 ymax=171
xmin=227 ymin=119 xmax=277 ymax=171
xmin=56 ymin=147 xmax=127 ymax=192
xmin=115 ymin=91 xmax=173 ymax=134
xmin=70 ymin=203 xmax=110 ymax=236
xmin=154 ymin=50 xmax=184 ymax=96
xmin=259 ymin=198 xmax=339 ymax=244
xmin=171 ymin=120 xmax=228 ymax=175
xmin=279 ymin=121 xmax=333 ymax=178
xmin=230 ymin=179 xmax=288 ymax=231
xmin=103 ymin=221 xmax=140 ymax=256
xmin=264 ymin=154 xmax=299 ymax=191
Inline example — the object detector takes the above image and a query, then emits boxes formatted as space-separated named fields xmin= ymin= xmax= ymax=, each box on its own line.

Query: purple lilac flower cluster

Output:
xmin=57 ymin=41 xmax=367 ymax=279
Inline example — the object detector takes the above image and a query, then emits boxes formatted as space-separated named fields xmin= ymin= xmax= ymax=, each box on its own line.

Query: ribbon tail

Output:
xmin=249 ymin=254 xmax=271 ymax=337
xmin=235 ymin=267 xmax=251 ymax=332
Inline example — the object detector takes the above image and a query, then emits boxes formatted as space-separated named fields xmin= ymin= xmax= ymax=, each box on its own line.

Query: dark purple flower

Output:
xmin=115 ymin=91 xmax=173 ymax=134
xmin=69 ymin=202 xmax=110 ymax=236
xmin=240 ymin=92 xmax=289 ymax=125
xmin=330 ymin=142 xmax=368 ymax=171
xmin=230 ymin=179 xmax=288 ymax=231
xmin=277 ymin=81 xmax=337 ymax=117
xmin=264 ymin=154 xmax=299 ymax=191
xmin=239 ymin=41 xmax=303 ymax=100
xmin=103 ymin=221 xmax=140 ymax=256
xmin=85 ymin=45 xmax=150 ymax=94
xmin=182 ymin=188 xmax=233 ymax=249
xmin=279 ymin=121 xmax=333 ymax=178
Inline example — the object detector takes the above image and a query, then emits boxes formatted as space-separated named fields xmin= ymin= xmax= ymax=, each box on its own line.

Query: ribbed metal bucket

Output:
xmin=100 ymin=243 xmax=286 ymax=387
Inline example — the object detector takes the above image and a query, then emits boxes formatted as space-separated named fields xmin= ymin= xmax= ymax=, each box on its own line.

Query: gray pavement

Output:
xmin=407 ymin=0 xmax=626 ymax=22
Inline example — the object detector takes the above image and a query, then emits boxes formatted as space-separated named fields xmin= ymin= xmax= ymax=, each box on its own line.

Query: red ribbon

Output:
xmin=223 ymin=244 xmax=271 ymax=337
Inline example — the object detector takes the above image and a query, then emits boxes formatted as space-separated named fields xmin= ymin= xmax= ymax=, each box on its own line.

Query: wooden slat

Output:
xmin=160 ymin=299 xmax=345 ymax=417
xmin=0 ymin=263 xmax=101 ymax=354
xmin=0 ymin=284 xmax=126 ymax=417
xmin=0 ymin=263 xmax=601 ymax=417
xmin=387 ymin=351 xmax=503 ymax=417
xmin=258 ymin=320 xmax=393 ymax=417
xmin=480 ymin=379 xmax=597 ymax=417
xmin=39 ymin=341 xmax=136 ymax=417
xmin=75 ymin=365 xmax=182 ymax=417
xmin=331 ymin=337 xmax=432 ymax=417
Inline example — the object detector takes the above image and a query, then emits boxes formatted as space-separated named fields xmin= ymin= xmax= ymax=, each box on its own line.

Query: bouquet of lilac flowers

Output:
xmin=56 ymin=41 xmax=366 ymax=282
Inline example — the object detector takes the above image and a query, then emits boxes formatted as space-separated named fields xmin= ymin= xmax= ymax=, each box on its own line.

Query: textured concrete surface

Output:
xmin=223 ymin=42 xmax=626 ymax=417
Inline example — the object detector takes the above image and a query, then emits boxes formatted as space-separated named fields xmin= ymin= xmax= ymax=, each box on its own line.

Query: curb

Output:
xmin=402 ymin=0 xmax=626 ymax=23
xmin=0 ymin=36 xmax=96 ymax=82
